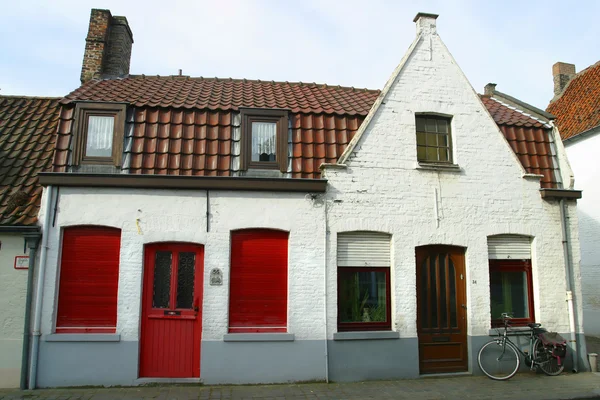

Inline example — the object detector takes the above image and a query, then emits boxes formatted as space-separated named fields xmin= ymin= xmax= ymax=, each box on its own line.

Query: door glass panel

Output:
xmin=153 ymin=251 xmax=172 ymax=308
xmin=176 ymin=252 xmax=196 ymax=309
xmin=421 ymin=259 xmax=429 ymax=328
xmin=439 ymin=254 xmax=447 ymax=329
xmin=449 ymin=259 xmax=457 ymax=327
xmin=429 ymin=256 xmax=438 ymax=328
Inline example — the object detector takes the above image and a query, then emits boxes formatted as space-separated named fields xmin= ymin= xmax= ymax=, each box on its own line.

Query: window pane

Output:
xmin=339 ymin=269 xmax=387 ymax=323
xmin=437 ymin=119 xmax=449 ymax=134
xmin=86 ymin=115 xmax=114 ymax=157
xmin=416 ymin=117 xmax=426 ymax=132
xmin=176 ymin=252 xmax=195 ymax=309
xmin=417 ymin=132 xmax=427 ymax=146
xmin=426 ymin=147 xmax=438 ymax=161
xmin=439 ymin=148 xmax=449 ymax=162
xmin=429 ymin=256 xmax=438 ymax=328
xmin=417 ymin=146 xmax=426 ymax=161
xmin=426 ymin=118 xmax=437 ymax=132
xmin=153 ymin=251 xmax=172 ymax=309
xmin=449 ymin=260 xmax=457 ymax=328
xmin=438 ymin=133 xmax=448 ymax=147
xmin=252 ymin=122 xmax=277 ymax=162
xmin=490 ymin=270 xmax=529 ymax=319
xmin=426 ymin=133 xmax=437 ymax=147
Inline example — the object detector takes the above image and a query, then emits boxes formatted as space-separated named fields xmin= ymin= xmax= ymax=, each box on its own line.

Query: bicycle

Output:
xmin=477 ymin=313 xmax=567 ymax=380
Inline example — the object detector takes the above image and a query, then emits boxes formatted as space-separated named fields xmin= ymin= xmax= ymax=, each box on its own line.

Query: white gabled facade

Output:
xmin=563 ymin=126 xmax=600 ymax=336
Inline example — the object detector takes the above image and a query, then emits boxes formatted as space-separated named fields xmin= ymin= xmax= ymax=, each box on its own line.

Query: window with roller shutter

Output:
xmin=56 ymin=226 xmax=121 ymax=333
xmin=228 ymin=229 xmax=288 ymax=333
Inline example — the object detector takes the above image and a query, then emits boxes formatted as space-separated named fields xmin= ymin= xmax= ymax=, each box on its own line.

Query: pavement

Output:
xmin=1 ymin=372 xmax=599 ymax=400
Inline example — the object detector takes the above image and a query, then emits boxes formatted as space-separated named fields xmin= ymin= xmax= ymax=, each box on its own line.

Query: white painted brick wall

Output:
xmin=565 ymin=128 xmax=600 ymax=335
xmin=323 ymin=29 xmax=583 ymax=338
xmin=38 ymin=188 xmax=325 ymax=342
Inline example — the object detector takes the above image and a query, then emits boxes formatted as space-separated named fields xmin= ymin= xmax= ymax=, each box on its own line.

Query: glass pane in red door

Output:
xmin=153 ymin=251 xmax=172 ymax=308
xmin=176 ymin=252 xmax=195 ymax=309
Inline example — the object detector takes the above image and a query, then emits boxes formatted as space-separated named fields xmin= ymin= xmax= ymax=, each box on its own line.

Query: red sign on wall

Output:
xmin=14 ymin=256 xmax=29 ymax=270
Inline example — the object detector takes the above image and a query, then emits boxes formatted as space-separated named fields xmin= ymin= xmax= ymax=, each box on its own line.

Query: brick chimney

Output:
xmin=484 ymin=83 xmax=497 ymax=96
xmin=413 ymin=12 xmax=438 ymax=36
xmin=80 ymin=9 xmax=134 ymax=84
xmin=552 ymin=62 xmax=576 ymax=97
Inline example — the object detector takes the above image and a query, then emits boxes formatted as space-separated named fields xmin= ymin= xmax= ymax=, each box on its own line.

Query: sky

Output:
xmin=0 ymin=0 xmax=598 ymax=109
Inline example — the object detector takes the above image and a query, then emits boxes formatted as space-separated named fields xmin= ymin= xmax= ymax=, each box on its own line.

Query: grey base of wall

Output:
xmin=34 ymin=335 xmax=590 ymax=388
xmin=583 ymin=310 xmax=600 ymax=337
xmin=327 ymin=337 xmax=419 ymax=381
xmin=37 ymin=340 xmax=139 ymax=387
xmin=200 ymin=340 xmax=325 ymax=384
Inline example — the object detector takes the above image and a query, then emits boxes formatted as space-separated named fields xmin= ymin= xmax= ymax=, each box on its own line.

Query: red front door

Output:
xmin=140 ymin=243 xmax=203 ymax=378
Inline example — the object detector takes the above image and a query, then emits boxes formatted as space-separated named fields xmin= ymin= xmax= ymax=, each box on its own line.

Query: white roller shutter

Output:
xmin=487 ymin=235 xmax=531 ymax=260
xmin=337 ymin=232 xmax=391 ymax=267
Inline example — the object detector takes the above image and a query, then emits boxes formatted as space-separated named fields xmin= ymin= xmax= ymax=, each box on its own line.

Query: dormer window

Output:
xmin=416 ymin=115 xmax=452 ymax=164
xmin=240 ymin=108 xmax=288 ymax=172
xmin=72 ymin=102 xmax=126 ymax=166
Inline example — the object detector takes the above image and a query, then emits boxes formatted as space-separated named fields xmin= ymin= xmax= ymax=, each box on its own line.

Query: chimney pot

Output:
xmin=552 ymin=62 xmax=576 ymax=97
xmin=484 ymin=83 xmax=497 ymax=96
xmin=414 ymin=12 xmax=438 ymax=35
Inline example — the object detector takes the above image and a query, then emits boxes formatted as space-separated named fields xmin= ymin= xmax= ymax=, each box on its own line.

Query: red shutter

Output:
xmin=56 ymin=226 xmax=121 ymax=333
xmin=229 ymin=229 xmax=288 ymax=333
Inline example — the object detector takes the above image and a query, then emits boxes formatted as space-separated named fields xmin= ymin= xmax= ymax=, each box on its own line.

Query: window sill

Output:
xmin=333 ymin=331 xmax=400 ymax=341
xmin=223 ymin=333 xmax=295 ymax=342
xmin=415 ymin=162 xmax=461 ymax=172
xmin=44 ymin=333 xmax=121 ymax=342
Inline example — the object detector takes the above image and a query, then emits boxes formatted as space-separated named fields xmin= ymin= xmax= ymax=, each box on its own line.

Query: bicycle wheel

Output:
xmin=534 ymin=338 xmax=565 ymax=376
xmin=478 ymin=339 xmax=521 ymax=380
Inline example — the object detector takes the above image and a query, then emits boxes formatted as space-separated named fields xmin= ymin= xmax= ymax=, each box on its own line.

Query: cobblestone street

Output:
xmin=1 ymin=372 xmax=599 ymax=400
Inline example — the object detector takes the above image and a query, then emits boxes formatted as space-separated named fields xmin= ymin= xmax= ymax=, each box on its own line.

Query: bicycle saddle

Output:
xmin=528 ymin=323 xmax=542 ymax=328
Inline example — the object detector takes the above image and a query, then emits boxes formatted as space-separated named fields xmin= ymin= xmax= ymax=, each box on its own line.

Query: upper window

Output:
xmin=240 ymin=109 xmax=288 ymax=172
xmin=56 ymin=226 xmax=121 ymax=333
xmin=72 ymin=103 xmax=126 ymax=166
xmin=487 ymin=235 xmax=534 ymax=327
xmin=415 ymin=115 xmax=452 ymax=163
xmin=229 ymin=229 xmax=289 ymax=333
xmin=337 ymin=232 xmax=392 ymax=332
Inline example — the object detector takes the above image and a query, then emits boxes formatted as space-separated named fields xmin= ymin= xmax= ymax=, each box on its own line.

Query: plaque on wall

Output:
xmin=210 ymin=268 xmax=223 ymax=286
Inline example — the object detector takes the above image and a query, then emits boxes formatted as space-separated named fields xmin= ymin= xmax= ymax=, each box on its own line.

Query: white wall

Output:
xmin=38 ymin=188 xmax=326 ymax=343
xmin=0 ymin=233 xmax=28 ymax=388
xmin=323 ymin=23 xmax=583 ymax=342
xmin=565 ymin=127 xmax=600 ymax=336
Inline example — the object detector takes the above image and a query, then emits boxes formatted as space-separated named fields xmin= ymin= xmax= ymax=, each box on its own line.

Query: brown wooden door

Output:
xmin=139 ymin=243 xmax=203 ymax=378
xmin=416 ymin=246 xmax=468 ymax=374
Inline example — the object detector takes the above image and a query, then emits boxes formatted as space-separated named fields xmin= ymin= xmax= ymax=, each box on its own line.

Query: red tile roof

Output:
xmin=61 ymin=76 xmax=378 ymax=115
xmin=52 ymin=76 xmax=560 ymax=187
xmin=547 ymin=61 xmax=600 ymax=140
xmin=480 ymin=95 xmax=558 ymax=188
xmin=0 ymin=96 xmax=60 ymax=225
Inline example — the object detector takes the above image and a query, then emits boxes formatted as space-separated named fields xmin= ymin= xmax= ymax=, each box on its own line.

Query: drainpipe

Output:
xmin=20 ymin=234 xmax=41 ymax=389
xmin=28 ymin=186 xmax=54 ymax=389
xmin=559 ymin=198 xmax=578 ymax=372
xmin=323 ymin=197 xmax=329 ymax=383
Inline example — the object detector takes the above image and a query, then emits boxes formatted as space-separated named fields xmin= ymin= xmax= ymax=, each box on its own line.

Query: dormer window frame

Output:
xmin=72 ymin=102 xmax=126 ymax=167
xmin=240 ymin=108 xmax=288 ymax=172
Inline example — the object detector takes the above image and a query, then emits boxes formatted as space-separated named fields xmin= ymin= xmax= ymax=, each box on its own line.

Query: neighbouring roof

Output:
xmin=547 ymin=61 xmax=600 ymax=140
xmin=481 ymin=95 xmax=559 ymax=188
xmin=0 ymin=96 xmax=60 ymax=225
xmin=52 ymin=76 xmax=560 ymax=187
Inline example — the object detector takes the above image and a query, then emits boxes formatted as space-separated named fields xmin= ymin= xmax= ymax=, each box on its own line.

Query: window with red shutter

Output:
xmin=229 ymin=229 xmax=288 ymax=333
xmin=56 ymin=226 xmax=121 ymax=333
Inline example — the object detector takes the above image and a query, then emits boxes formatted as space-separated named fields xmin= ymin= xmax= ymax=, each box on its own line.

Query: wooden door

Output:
xmin=416 ymin=246 xmax=468 ymax=374
xmin=140 ymin=243 xmax=203 ymax=378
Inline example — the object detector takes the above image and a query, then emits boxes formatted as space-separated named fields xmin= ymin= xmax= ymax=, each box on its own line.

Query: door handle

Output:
xmin=461 ymin=304 xmax=467 ymax=309
xmin=193 ymin=297 xmax=199 ymax=315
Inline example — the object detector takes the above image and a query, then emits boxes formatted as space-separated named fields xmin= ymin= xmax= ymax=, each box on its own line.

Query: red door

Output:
xmin=140 ymin=243 xmax=203 ymax=378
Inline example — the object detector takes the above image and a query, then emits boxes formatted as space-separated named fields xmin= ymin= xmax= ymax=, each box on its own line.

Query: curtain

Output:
xmin=86 ymin=115 xmax=115 ymax=157
xmin=251 ymin=122 xmax=277 ymax=162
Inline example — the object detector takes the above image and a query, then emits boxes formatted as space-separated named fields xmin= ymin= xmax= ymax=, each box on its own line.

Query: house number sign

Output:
xmin=210 ymin=268 xmax=223 ymax=286
xmin=14 ymin=256 xmax=29 ymax=270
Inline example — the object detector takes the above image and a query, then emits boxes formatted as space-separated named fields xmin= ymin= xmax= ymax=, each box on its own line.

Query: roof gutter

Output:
xmin=0 ymin=226 xmax=41 ymax=233
xmin=38 ymin=173 xmax=328 ymax=193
